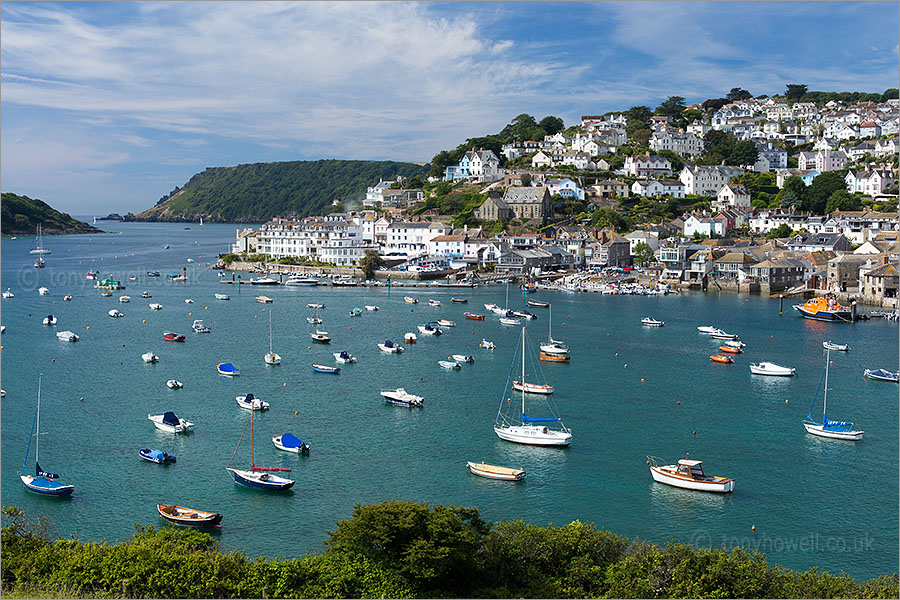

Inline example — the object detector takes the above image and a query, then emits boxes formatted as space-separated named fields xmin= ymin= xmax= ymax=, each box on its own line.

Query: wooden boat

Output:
xmin=709 ymin=355 xmax=733 ymax=364
xmin=20 ymin=375 xmax=75 ymax=496
xmin=647 ymin=455 xmax=734 ymax=493
xmin=404 ymin=296 xmax=418 ymax=304
xmin=312 ymin=363 xmax=340 ymax=373
xmin=719 ymin=345 xmax=742 ymax=354
xmin=527 ymin=300 xmax=549 ymax=308
xmin=140 ymin=448 xmax=176 ymax=464
xmin=804 ymin=349 xmax=864 ymax=440
xmin=864 ymin=368 xmax=899 ymax=382
xmin=163 ymin=332 xmax=185 ymax=342
xmin=464 ymin=312 xmax=484 ymax=320
xmin=466 ymin=461 xmax=525 ymax=481
xmin=148 ymin=411 xmax=194 ymax=433
xmin=56 ymin=331 xmax=79 ymax=342
xmin=255 ymin=295 xmax=273 ymax=304
xmin=157 ymin=504 xmax=222 ymax=527
xmin=272 ymin=433 xmax=310 ymax=453
xmin=436 ymin=318 xmax=455 ymax=327
xmin=217 ymin=363 xmax=240 ymax=376
xmin=749 ymin=362 xmax=794 ymax=376
xmin=450 ymin=297 xmax=468 ymax=303
xmin=438 ymin=360 xmax=461 ymax=370
xmin=823 ymin=341 xmax=849 ymax=351
xmin=236 ymin=394 xmax=269 ymax=410
xmin=226 ymin=406 xmax=294 ymax=491
xmin=428 ymin=299 xmax=441 ymax=306
xmin=641 ymin=317 xmax=665 ymax=327
xmin=540 ymin=351 xmax=570 ymax=362
xmin=381 ymin=388 xmax=423 ymax=407
xmin=512 ymin=381 xmax=554 ymax=394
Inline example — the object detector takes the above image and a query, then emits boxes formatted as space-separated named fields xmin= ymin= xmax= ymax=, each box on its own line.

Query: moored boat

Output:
xmin=719 ymin=345 xmax=742 ymax=354
xmin=697 ymin=326 xmax=718 ymax=334
xmin=42 ymin=315 xmax=57 ymax=326
xmin=285 ymin=276 xmax=318 ymax=286
xmin=255 ymin=295 xmax=273 ymax=304
xmin=417 ymin=323 xmax=442 ymax=336
xmin=451 ymin=354 xmax=474 ymax=363
xmin=450 ymin=297 xmax=468 ymax=303
xmin=150 ymin=303 xmax=163 ymax=310
xmin=310 ymin=330 xmax=331 ymax=343
xmin=118 ymin=295 xmax=131 ymax=303
xmin=56 ymin=331 xmax=79 ymax=342
xmin=438 ymin=360 xmax=461 ymax=370
xmin=381 ymin=388 xmax=423 ymax=407
xmin=512 ymin=310 xmax=537 ymax=320
xmin=466 ymin=461 xmax=525 ymax=481
xmin=157 ymin=504 xmax=222 ymax=527
xmin=647 ymin=455 xmax=734 ymax=493
xmin=192 ymin=319 xmax=210 ymax=333
xmin=794 ymin=294 xmax=857 ymax=322
xmin=710 ymin=354 xmax=733 ymax=364
xmin=349 ymin=307 xmax=362 ymax=317
xmin=142 ymin=352 xmax=159 ymax=363
xmin=527 ymin=300 xmax=549 ymax=308
xmin=436 ymin=318 xmax=455 ymax=327
xmin=803 ymin=349 xmax=864 ymax=440
xmin=480 ymin=339 xmax=496 ymax=349
xmin=539 ymin=351 xmax=570 ymax=362
xmin=378 ymin=340 xmax=404 ymax=353
xmin=272 ymin=433 xmax=310 ymax=453
xmin=166 ymin=379 xmax=183 ymax=389
xmin=306 ymin=303 xmax=325 ymax=309
xmin=108 ymin=309 xmax=124 ymax=318
xmin=749 ymin=362 xmax=795 ymax=376
xmin=464 ymin=312 xmax=484 ymax=320
xmin=404 ymin=333 xmax=417 ymax=344
xmin=709 ymin=329 xmax=738 ymax=340
xmin=226 ymin=407 xmax=294 ymax=491
xmin=217 ymin=362 xmax=239 ymax=376
xmin=864 ymin=368 xmax=899 ymax=382
xmin=333 ymin=351 xmax=357 ymax=364
xmin=140 ymin=448 xmax=176 ymax=464
xmin=641 ymin=317 xmax=665 ymax=327
xmin=512 ymin=381 xmax=554 ymax=394
xmin=500 ymin=317 xmax=522 ymax=326
xmin=428 ymin=299 xmax=441 ymax=306
xmin=404 ymin=296 xmax=418 ymax=304
xmin=148 ymin=411 xmax=194 ymax=433
xmin=20 ymin=374 xmax=75 ymax=496
xmin=214 ymin=293 xmax=230 ymax=300
xmin=312 ymin=363 xmax=340 ymax=373
xmin=823 ymin=341 xmax=849 ymax=351
xmin=364 ymin=305 xmax=379 ymax=311
xmin=140 ymin=291 xmax=151 ymax=298
xmin=163 ymin=331 xmax=186 ymax=342
xmin=236 ymin=393 xmax=269 ymax=410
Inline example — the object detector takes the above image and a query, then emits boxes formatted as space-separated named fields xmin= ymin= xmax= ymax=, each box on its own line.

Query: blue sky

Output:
xmin=2 ymin=1 xmax=898 ymax=215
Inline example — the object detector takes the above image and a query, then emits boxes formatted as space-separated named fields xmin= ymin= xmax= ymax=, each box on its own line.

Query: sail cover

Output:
xmin=36 ymin=462 xmax=60 ymax=479
xmin=162 ymin=411 xmax=180 ymax=426
xmin=522 ymin=414 xmax=559 ymax=423
xmin=823 ymin=417 xmax=854 ymax=429
xmin=280 ymin=433 xmax=305 ymax=448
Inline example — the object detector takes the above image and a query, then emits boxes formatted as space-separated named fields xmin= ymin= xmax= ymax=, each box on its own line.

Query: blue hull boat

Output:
xmin=20 ymin=474 xmax=74 ymax=496
xmin=140 ymin=448 xmax=176 ymax=464
xmin=21 ymin=374 xmax=74 ymax=497
xmin=312 ymin=363 xmax=340 ymax=373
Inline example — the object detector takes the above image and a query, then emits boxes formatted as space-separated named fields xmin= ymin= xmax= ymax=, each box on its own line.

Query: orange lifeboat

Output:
xmin=719 ymin=345 xmax=742 ymax=354
xmin=710 ymin=355 xmax=733 ymax=364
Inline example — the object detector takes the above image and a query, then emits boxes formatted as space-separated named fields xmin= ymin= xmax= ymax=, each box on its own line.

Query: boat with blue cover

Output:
xmin=227 ymin=407 xmax=294 ymax=491
xmin=20 ymin=374 xmax=75 ymax=496
xmin=217 ymin=363 xmax=239 ymax=376
xmin=140 ymin=448 xmax=177 ymax=464
xmin=272 ymin=433 xmax=310 ymax=454
xmin=803 ymin=349 xmax=864 ymax=440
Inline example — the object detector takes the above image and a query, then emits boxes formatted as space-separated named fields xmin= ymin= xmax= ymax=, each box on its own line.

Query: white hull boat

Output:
xmin=378 ymin=342 xmax=404 ymax=353
xmin=417 ymin=324 xmax=442 ymax=336
xmin=451 ymin=354 xmax=474 ymax=363
xmin=333 ymin=351 xmax=357 ymax=364
xmin=466 ymin=461 xmax=525 ymax=481
xmin=648 ymin=456 xmax=734 ymax=493
xmin=142 ymin=352 xmax=159 ymax=363
xmin=709 ymin=329 xmax=738 ymax=340
xmin=56 ymin=331 xmax=79 ymax=342
xmin=804 ymin=350 xmax=864 ymax=440
xmin=39 ymin=287 xmax=50 ymax=295
xmin=148 ymin=412 xmax=194 ymax=433
xmin=264 ymin=352 xmax=281 ymax=365
xmin=512 ymin=381 xmax=554 ymax=394
xmin=150 ymin=303 xmax=163 ymax=310
xmin=749 ymin=362 xmax=795 ymax=376
xmin=499 ymin=317 xmax=521 ymax=326
xmin=438 ymin=360 xmax=461 ymax=370
xmin=494 ymin=424 xmax=572 ymax=446
xmin=365 ymin=305 xmax=379 ymax=311
xmin=437 ymin=319 xmax=455 ymax=327
xmin=109 ymin=309 xmax=124 ymax=318
xmin=641 ymin=317 xmax=665 ymax=327
xmin=285 ymin=277 xmax=318 ymax=286
xmin=236 ymin=394 xmax=269 ymax=411
xmin=381 ymin=388 xmax=423 ymax=407
xmin=697 ymin=326 xmax=718 ymax=334
xmin=823 ymin=341 xmax=849 ymax=352
xmin=42 ymin=315 xmax=57 ymax=326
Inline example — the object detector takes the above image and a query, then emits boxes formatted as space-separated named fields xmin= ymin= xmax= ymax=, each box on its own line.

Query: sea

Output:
xmin=1 ymin=221 xmax=897 ymax=581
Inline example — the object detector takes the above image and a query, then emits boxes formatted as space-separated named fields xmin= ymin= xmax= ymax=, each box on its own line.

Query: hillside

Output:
xmin=1 ymin=192 xmax=103 ymax=235
xmin=135 ymin=159 xmax=430 ymax=222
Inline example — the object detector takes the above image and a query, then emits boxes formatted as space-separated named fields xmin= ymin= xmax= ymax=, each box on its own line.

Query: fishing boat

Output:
xmin=140 ymin=448 xmax=176 ymax=464
xmin=349 ymin=307 xmax=362 ymax=317
xmin=823 ymin=341 xmax=849 ymax=351
xmin=285 ymin=276 xmax=319 ymax=286
xmin=464 ymin=312 xmax=484 ymax=320
xmin=142 ymin=352 xmax=159 ymax=363
xmin=109 ymin=309 xmax=124 ymax=318
xmin=255 ymin=295 xmax=273 ymax=304
xmin=306 ymin=303 xmax=326 ymax=309
xmin=215 ymin=293 xmax=230 ymax=300
xmin=404 ymin=333 xmax=417 ymax=344
xmin=793 ymin=294 xmax=857 ymax=322
xmin=451 ymin=354 xmax=474 ymax=363
xmin=42 ymin=315 xmax=57 ymax=326
xmin=709 ymin=329 xmax=739 ymax=340
xmin=697 ymin=326 xmax=718 ymax=334
xmin=480 ymin=339 xmax=495 ymax=349
xmin=163 ymin=332 xmax=186 ymax=342
xmin=272 ymin=433 xmax=310 ymax=453
xmin=512 ymin=381 xmax=554 ymax=395
xmin=56 ymin=331 xmax=79 ymax=342
xmin=803 ymin=349 xmax=864 ymax=440
xmin=192 ymin=319 xmax=210 ymax=333
xmin=364 ymin=305 xmax=379 ymax=311
xmin=864 ymin=368 xmax=899 ymax=382
xmin=438 ymin=360 xmax=461 ymax=370
xmin=647 ymin=455 xmax=734 ymax=493
xmin=500 ymin=317 xmax=521 ymax=326
xmin=20 ymin=374 xmax=74 ymax=496
xmin=436 ymin=318 xmax=455 ymax=327
xmin=641 ymin=317 xmax=665 ymax=327
xmin=157 ymin=504 xmax=222 ymax=527
xmin=226 ymin=407 xmax=294 ymax=491
xmin=39 ymin=287 xmax=50 ymax=295
xmin=236 ymin=393 xmax=269 ymax=411
xmin=381 ymin=388 xmax=423 ymax=407
xmin=148 ymin=411 xmax=194 ymax=433
xmin=378 ymin=340 xmax=404 ymax=353
xmin=29 ymin=224 xmax=51 ymax=255
xmin=494 ymin=328 xmax=572 ymax=447
xmin=527 ymin=300 xmax=549 ymax=308
xmin=719 ymin=345 xmax=742 ymax=354
xmin=264 ymin=310 xmax=281 ymax=365
xmin=119 ymin=295 xmax=131 ymax=303
xmin=466 ymin=461 xmax=525 ymax=481
xmin=450 ymin=297 xmax=468 ymax=303
xmin=710 ymin=355 xmax=733 ymax=364
xmin=312 ymin=363 xmax=340 ymax=373
xmin=333 ymin=351 xmax=357 ymax=364
xmin=2 ymin=288 xmax=14 ymax=298
xmin=417 ymin=323 xmax=442 ymax=336
xmin=217 ymin=362 xmax=239 ymax=376
xmin=166 ymin=380 xmax=183 ymax=389
xmin=404 ymin=296 xmax=418 ymax=304
xmin=428 ymin=299 xmax=442 ymax=306
xmin=749 ymin=362 xmax=795 ymax=376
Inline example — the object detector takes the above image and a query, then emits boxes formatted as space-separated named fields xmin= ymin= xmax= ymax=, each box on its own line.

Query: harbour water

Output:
xmin=1 ymin=222 xmax=897 ymax=580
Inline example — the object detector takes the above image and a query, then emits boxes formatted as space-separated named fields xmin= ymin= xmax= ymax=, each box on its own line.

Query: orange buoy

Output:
xmin=641 ymin=378 xmax=645 ymax=382
xmin=676 ymin=401 xmax=681 ymax=405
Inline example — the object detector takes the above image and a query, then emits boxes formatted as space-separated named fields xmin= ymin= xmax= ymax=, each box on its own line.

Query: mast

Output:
xmin=521 ymin=327 xmax=526 ymax=419
xmin=35 ymin=374 xmax=42 ymax=467
xmin=268 ymin=309 xmax=273 ymax=354
xmin=548 ymin=304 xmax=552 ymax=341
xmin=822 ymin=349 xmax=830 ymax=420
xmin=505 ymin=279 xmax=510 ymax=309
xmin=250 ymin=403 xmax=255 ymax=467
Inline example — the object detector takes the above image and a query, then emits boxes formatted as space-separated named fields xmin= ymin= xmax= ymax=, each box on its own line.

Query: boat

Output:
xmin=511 ymin=310 xmax=537 ymax=320
xmin=171 ymin=274 xmax=187 ymax=282
xmin=29 ymin=224 xmax=51 ymax=255
xmin=118 ymin=295 xmax=131 ymax=303
xmin=793 ymin=294 xmax=857 ymax=322
xmin=710 ymin=355 xmax=733 ymax=364
xmin=272 ymin=433 xmax=310 ymax=454
xmin=803 ymin=349 xmax=864 ymax=440
xmin=450 ymin=297 xmax=468 ymax=303
xmin=512 ymin=381 xmax=554 ymax=395
xmin=697 ymin=326 xmax=718 ymax=334
xmin=226 ymin=406 xmax=295 ymax=491
xmin=214 ymin=293 xmax=230 ymax=300
xmin=262 ymin=310 xmax=281 ymax=365
xmin=417 ymin=323 xmax=442 ymax=336
xmin=466 ymin=461 xmax=525 ymax=481
xmin=163 ymin=331 xmax=186 ymax=342
xmin=333 ymin=351 xmax=357 ymax=364
xmin=719 ymin=345 xmax=742 ymax=354
xmin=539 ymin=351 xmax=570 ymax=362
xmin=451 ymin=354 xmax=474 ymax=363
xmin=147 ymin=271 xmax=160 ymax=277
xmin=285 ymin=276 xmax=319 ymax=286
xmin=527 ymin=300 xmax=549 ymax=308
xmin=404 ymin=296 xmax=418 ymax=304
xmin=494 ymin=327 xmax=572 ymax=447
xmin=129 ymin=276 xmax=137 ymax=281
xmin=480 ymin=339 xmax=495 ymax=349
xmin=108 ymin=309 xmax=124 ymax=318
xmin=157 ymin=504 xmax=222 ymax=527
xmin=192 ymin=319 xmax=211 ymax=333
xmin=101 ymin=290 xmax=113 ymax=297
xmin=217 ymin=363 xmax=240 ymax=376
xmin=140 ymin=448 xmax=176 ymax=464
xmin=349 ymin=307 xmax=362 ymax=317
xmin=310 ymin=306 xmax=330 ymax=343
xmin=87 ymin=271 xmax=99 ymax=280
xmin=540 ymin=304 xmax=569 ymax=358
xmin=709 ymin=329 xmax=739 ymax=340
xmin=428 ymin=299 xmax=442 ymax=306
xmin=186 ymin=258 xmax=194 ymax=262
xmin=249 ymin=277 xmax=279 ymax=285
xmin=2 ymin=288 xmax=14 ymax=298
xmin=20 ymin=374 xmax=74 ymax=496
xmin=647 ymin=455 xmax=734 ymax=493
xmin=39 ymin=287 xmax=50 ymax=295
xmin=306 ymin=303 xmax=325 ymax=309
xmin=142 ymin=352 xmax=159 ymax=363
xmin=404 ymin=333 xmax=417 ymax=344
xmin=42 ymin=315 xmax=57 ymax=326
xmin=312 ymin=363 xmax=340 ymax=373
xmin=148 ymin=411 xmax=194 ymax=433
xmin=141 ymin=291 xmax=151 ymax=298
xmin=464 ymin=312 xmax=484 ymax=320
xmin=641 ymin=317 xmax=665 ymax=327
xmin=499 ymin=317 xmax=521 ymax=326
xmin=34 ymin=256 xmax=45 ymax=268
xmin=436 ymin=318 xmax=455 ymax=327
xmin=864 ymin=368 xmax=899 ymax=382
xmin=378 ymin=340 xmax=404 ymax=353
xmin=381 ymin=388 xmax=423 ymax=407
xmin=306 ymin=316 xmax=322 ymax=324
xmin=823 ymin=341 xmax=849 ymax=352
xmin=723 ymin=340 xmax=746 ymax=349
xmin=56 ymin=331 xmax=79 ymax=342
xmin=163 ymin=244 xmax=169 ymax=250
xmin=236 ymin=393 xmax=270 ymax=411
xmin=255 ymin=295 xmax=273 ymax=304
xmin=184 ymin=298 xmax=194 ymax=303
xmin=749 ymin=362 xmax=795 ymax=376
xmin=166 ymin=380 xmax=183 ymax=389
xmin=520 ymin=283 xmax=537 ymax=293
xmin=365 ymin=305 xmax=379 ymax=311
xmin=438 ymin=360 xmax=461 ymax=370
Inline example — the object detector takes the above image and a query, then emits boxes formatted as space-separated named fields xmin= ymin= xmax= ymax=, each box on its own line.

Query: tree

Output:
xmin=591 ymin=207 xmax=631 ymax=232
xmin=780 ymin=175 xmax=807 ymax=208
xmin=630 ymin=128 xmax=652 ymax=149
xmin=625 ymin=105 xmax=652 ymax=140
xmin=805 ymin=171 xmax=847 ymax=214
xmin=726 ymin=87 xmax=752 ymax=101
xmin=656 ymin=150 xmax=684 ymax=173
xmin=655 ymin=96 xmax=686 ymax=119
xmin=429 ymin=149 xmax=461 ymax=179
xmin=539 ymin=116 xmax=565 ymax=136
xmin=633 ymin=241 xmax=656 ymax=266
xmin=767 ymin=223 xmax=794 ymax=239
xmin=881 ymin=88 xmax=899 ymax=102
xmin=701 ymin=97 xmax=729 ymax=112
xmin=785 ymin=84 xmax=808 ymax=103
xmin=520 ymin=173 xmax=532 ymax=187
xmin=406 ymin=175 xmax=424 ymax=189
xmin=825 ymin=190 xmax=862 ymax=214
xmin=727 ymin=140 xmax=759 ymax=166
xmin=358 ymin=250 xmax=385 ymax=280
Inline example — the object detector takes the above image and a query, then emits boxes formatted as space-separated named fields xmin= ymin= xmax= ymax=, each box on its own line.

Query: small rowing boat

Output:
xmin=312 ymin=363 xmax=340 ymax=374
xmin=464 ymin=312 xmax=484 ymax=320
xmin=466 ymin=461 xmax=525 ymax=481
xmin=157 ymin=504 xmax=222 ymax=527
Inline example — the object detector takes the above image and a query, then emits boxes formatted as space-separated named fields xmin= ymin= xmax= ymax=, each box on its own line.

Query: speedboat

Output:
xmin=451 ymin=354 xmax=474 ymax=363
xmin=166 ymin=380 xmax=183 ymax=389
xmin=285 ymin=276 xmax=318 ymax=286
xmin=710 ymin=355 xmax=733 ymax=364
xmin=378 ymin=340 xmax=404 ymax=353
xmin=42 ymin=315 xmax=57 ymax=326
xmin=217 ymin=363 xmax=239 ymax=376
xmin=511 ymin=311 xmax=537 ymax=320
xmin=464 ymin=312 xmax=484 ymax=320
xmin=864 ymin=368 xmax=899 ymax=382
xmin=236 ymin=393 xmax=269 ymax=410
xmin=438 ymin=360 xmax=461 ymax=370
xmin=312 ymin=363 xmax=340 ymax=374
xmin=349 ymin=307 xmax=362 ymax=317
xmin=38 ymin=287 xmax=50 ymax=295
xmin=749 ymin=362 xmax=795 ymax=376
xmin=272 ymin=433 xmax=310 ymax=453
xmin=436 ymin=318 xmax=455 ymax=327
xmin=141 ymin=291 xmax=152 ymax=298
xmin=184 ymin=298 xmax=194 ymax=304
xmin=381 ymin=388 xmax=423 ymax=407
xmin=214 ymin=293 xmax=230 ymax=300
xmin=417 ymin=323 xmax=442 ymax=336
xmin=56 ymin=331 xmax=79 ymax=342
xmin=149 ymin=303 xmax=163 ymax=310
xmin=697 ymin=326 xmax=718 ymax=334
xmin=466 ymin=461 xmax=525 ymax=481
xmin=709 ymin=329 xmax=738 ymax=340
xmin=404 ymin=296 xmax=418 ymax=304
xmin=527 ymin=300 xmax=549 ymax=308
xmin=484 ymin=303 xmax=501 ymax=312
xmin=428 ymin=299 xmax=441 ymax=306
xmin=148 ymin=411 xmax=194 ymax=433
xmin=63 ymin=294 xmax=73 ymax=301
xmin=192 ymin=320 xmax=210 ymax=333
xmin=723 ymin=340 xmax=746 ymax=349
xmin=480 ymin=339 xmax=495 ymax=349
xmin=250 ymin=277 xmax=278 ymax=285
xmin=512 ymin=381 xmax=554 ymax=394
xmin=142 ymin=352 xmax=159 ymax=363
xmin=310 ymin=330 xmax=331 ymax=343
xmin=499 ymin=317 xmax=521 ymax=326
xmin=648 ymin=455 xmax=734 ymax=493
xmin=109 ymin=309 xmax=124 ymax=318
xmin=157 ymin=504 xmax=221 ymax=527
xmin=641 ymin=317 xmax=665 ymax=327
xmin=255 ymin=295 xmax=273 ymax=304
xmin=147 ymin=271 xmax=160 ymax=277
xmin=823 ymin=341 xmax=849 ymax=351
xmin=365 ymin=305 xmax=379 ymax=311
xmin=118 ymin=295 xmax=131 ymax=303
xmin=140 ymin=448 xmax=176 ymax=464
xmin=333 ymin=351 xmax=357 ymax=364
xmin=163 ymin=331 xmax=186 ymax=342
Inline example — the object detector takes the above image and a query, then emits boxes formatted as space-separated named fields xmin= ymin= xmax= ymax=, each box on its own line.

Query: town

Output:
xmin=227 ymin=87 xmax=899 ymax=308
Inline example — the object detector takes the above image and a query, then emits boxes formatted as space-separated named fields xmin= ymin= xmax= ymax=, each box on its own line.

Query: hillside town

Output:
xmin=228 ymin=91 xmax=899 ymax=308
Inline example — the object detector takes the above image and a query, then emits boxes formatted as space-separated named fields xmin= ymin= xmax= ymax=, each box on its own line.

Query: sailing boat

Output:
xmin=199 ymin=216 xmax=204 ymax=228
xmin=803 ymin=349 xmax=864 ymax=440
xmin=264 ymin=309 xmax=281 ymax=365
xmin=494 ymin=327 xmax=572 ymax=446
xmin=310 ymin=305 xmax=330 ymax=343
xmin=20 ymin=374 xmax=75 ymax=496
xmin=29 ymin=224 xmax=51 ymax=255
xmin=226 ymin=406 xmax=294 ymax=490
xmin=540 ymin=304 xmax=570 ymax=360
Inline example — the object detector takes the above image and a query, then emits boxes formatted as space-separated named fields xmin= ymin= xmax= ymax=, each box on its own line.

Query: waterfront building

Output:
xmin=384 ymin=221 xmax=450 ymax=256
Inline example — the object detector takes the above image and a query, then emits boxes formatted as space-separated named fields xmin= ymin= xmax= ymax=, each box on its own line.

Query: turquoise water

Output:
xmin=1 ymin=222 xmax=897 ymax=580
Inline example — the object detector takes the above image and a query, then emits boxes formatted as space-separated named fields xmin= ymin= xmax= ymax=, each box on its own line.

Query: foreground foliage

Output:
xmin=2 ymin=503 xmax=896 ymax=599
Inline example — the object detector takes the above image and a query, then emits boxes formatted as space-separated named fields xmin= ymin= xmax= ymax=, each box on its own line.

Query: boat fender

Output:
xmin=542 ymin=427 xmax=548 ymax=434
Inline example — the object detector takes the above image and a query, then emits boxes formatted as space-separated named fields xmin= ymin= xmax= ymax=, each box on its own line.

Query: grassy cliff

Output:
xmin=1 ymin=193 xmax=102 ymax=235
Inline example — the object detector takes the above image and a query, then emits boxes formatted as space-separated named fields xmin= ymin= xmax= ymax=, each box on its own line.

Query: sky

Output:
xmin=1 ymin=1 xmax=898 ymax=215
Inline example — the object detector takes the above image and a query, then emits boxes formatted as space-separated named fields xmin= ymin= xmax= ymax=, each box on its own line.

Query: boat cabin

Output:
xmin=676 ymin=459 xmax=707 ymax=479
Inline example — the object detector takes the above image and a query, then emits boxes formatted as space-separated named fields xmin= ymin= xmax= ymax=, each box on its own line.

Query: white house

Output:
xmin=845 ymin=168 xmax=895 ymax=196
xmin=364 ymin=179 xmax=397 ymax=206
xmin=545 ymin=178 xmax=585 ymax=201
xmin=531 ymin=150 xmax=553 ymax=169
xmin=624 ymin=154 xmax=672 ymax=177
xmin=679 ymin=165 xmax=743 ymax=196
xmin=624 ymin=230 xmax=660 ymax=255
xmin=683 ymin=215 xmax=726 ymax=238
xmin=715 ymin=184 xmax=751 ymax=210
xmin=798 ymin=148 xmax=848 ymax=172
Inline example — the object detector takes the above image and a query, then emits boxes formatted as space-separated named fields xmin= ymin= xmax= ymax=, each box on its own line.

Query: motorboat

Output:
xmin=142 ymin=352 xmax=159 ymax=363
xmin=381 ymin=388 xmax=423 ymax=407
xmin=512 ymin=381 xmax=554 ymax=394
xmin=417 ymin=323 xmax=442 ymax=336
xmin=57 ymin=331 xmax=79 ymax=342
xmin=697 ymin=326 xmax=718 ymax=334
xmin=306 ymin=316 xmax=322 ymax=324
xmin=285 ymin=276 xmax=319 ymax=286
xmin=148 ymin=411 xmax=194 ymax=433
xmin=349 ymin=307 xmax=362 ymax=317
xmin=749 ymin=362 xmax=795 ymax=376
xmin=499 ymin=317 xmax=521 ymax=326
xmin=272 ymin=433 xmax=310 ymax=453
xmin=404 ymin=333 xmax=417 ymax=344
xmin=641 ymin=317 xmax=665 ymax=327
xmin=438 ymin=360 xmax=461 ymax=370
xmin=141 ymin=292 xmax=151 ymax=298
xmin=428 ymin=299 xmax=441 ymax=306
xmin=149 ymin=303 xmax=163 ymax=310
xmin=217 ymin=363 xmax=240 ymax=376
xmin=249 ymin=277 xmax=279 ymax=285
xmin=163 ymin=331 xmax=186 ymax=342
xmin=119 ymin=295 xmax=131 ymax=303
xmin=480 ymin=339 xmax=495 ymax=349
xmin=709 ymin=329 xmax=738 ymax=340
xmin=166 ymin=380 xmax=183 ymax=389
xmin=157 ymin=504 xmax=222 ymax=527
xmin=236 ymin=393 xmax=269 ymax=411
xmin=63 ymin=294 xmax=73 ymax=301
xmin=87 ymin=271 xmax=99 ymax=279
xmin=333 ymin=351 xmax=357 ymax=364
xmin=466 ymin=461 xmax=525 ymax=481
xmin=255 ymin=295 xmax=273 ymax=303
xmin=823 ymin=341 xmax=849 ymax=351
xmin=710 ymin=355 xmax=734 ymax=364
xmin=804 ymin=349 xmax=864 ymax=440
xmin=404 ymin=296 xmax=418 ymax=304
xmin=184 ymin=298 xmax=194 ymax=303
xmin=365 ymin=305 xmax=379 ymax=311
xmin=484 ymin=303 xmax=501 ymax=312
xmin=109 ymin=309 xmax=124 ymax=318
xmin=310 ymin=330 xmax=331 ymax=343
xmin=214 ymin=293 xmax=230 ymax=300
xmin=527 ymin=300 xmax=549 ymax=308
xmin=648 ymin=455 xmax=734 ymax=493
xmin=451 ymin=354 xmax=474 ymax=363
xmin=39 ymin=287 xmax=50 ymax=295
xmin=306 ymin=303 xmax=325 ymax=309
xmin=436 ymin=318 xmax=455 ymax=327
xmin=186 ymin=258 xmax=194 ymax=263
xmin=2 ymin=289 xmax=14 ymax=298
xmin=723 ymin=340 xmax=746 ymax=349
xmin=42 ymin=315 xmax=57 ymax=326
xmin=378 ymin=340 xmax=404 ymax=353
xmin=450 ymin=297 xmax=468 ymax=303
xmin=464 ymin=312 xmax=484 ymax=320
xmin=794 ymin=294 xmax=857 ymax=322
xmin=140 ymin=448 xmax=176 ymax=464
xmin=539 ymin=341 xmax=569 ymax=355
xmin=719 ymin=345 xmax=742 ymax=354
xmin=864 ymin=368 xmax=899 ymax=382
xmin=312 ymin=363 xmax=340 ymax=373
xmin=147 ymin=271 xmax=160 ymax=277
xmin=511 ymin=311 xmax=537 ymax=320
xmin=192 ymin=320 xmax=210 ymax=333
